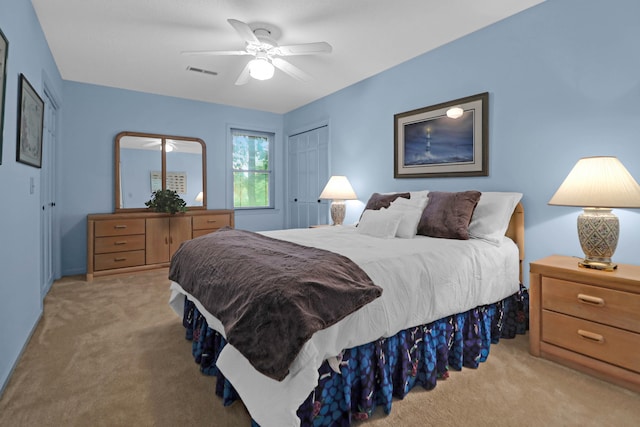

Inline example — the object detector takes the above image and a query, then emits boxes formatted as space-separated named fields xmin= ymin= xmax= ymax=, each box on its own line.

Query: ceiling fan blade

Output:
xmin=181 ymin=49 xmax=250 ymax=56
xmin=272 ymin=58 xmax=311 ymax=82
xmin=235 ymin=61 xmax=252 ymax=85
xmin=228 ymin=19 xmax=259 ymax=45
xmin=275 ymin=42 xmax=332 ymax=56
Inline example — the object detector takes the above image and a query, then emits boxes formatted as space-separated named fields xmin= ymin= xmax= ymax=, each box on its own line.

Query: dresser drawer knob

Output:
xmin=114 ymin=257 xmax=127 ymax=262
xmin=577 ymin=294 xmax=605 ymax=306
xmin=577 ymin=329 xmax=605 ymax=343
xmin=114 ymin=241 xmax=127 ymax=246
xmin=114 ymin=225 xmax=128 ymax=229
xmin=207 ymin=219 xmax=217 ymax=223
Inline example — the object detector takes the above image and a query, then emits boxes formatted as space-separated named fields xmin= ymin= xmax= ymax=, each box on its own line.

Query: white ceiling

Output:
xmin=31 ymin=0 xmax=544 ymax=114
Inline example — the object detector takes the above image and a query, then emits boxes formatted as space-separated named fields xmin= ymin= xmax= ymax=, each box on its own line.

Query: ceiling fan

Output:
xmin=182 ymin=19 xmax=332 ymax=85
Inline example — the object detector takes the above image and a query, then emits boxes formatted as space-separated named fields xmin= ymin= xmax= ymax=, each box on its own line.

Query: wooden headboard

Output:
xmin=505 ymin=202 xmax=525 ymax=283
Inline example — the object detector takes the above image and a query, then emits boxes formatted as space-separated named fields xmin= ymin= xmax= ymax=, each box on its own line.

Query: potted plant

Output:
xmin=145 ymin=189 xmax=187 ymax=214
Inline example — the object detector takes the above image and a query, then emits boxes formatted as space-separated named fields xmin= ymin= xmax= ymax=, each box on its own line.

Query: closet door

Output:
xmin=41 ymin=86 xmax=60 ymax=298
xmin=287 ymin=126 xmax=329 ymax=228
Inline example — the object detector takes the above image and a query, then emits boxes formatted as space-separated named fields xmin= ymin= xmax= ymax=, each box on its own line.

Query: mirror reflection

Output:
xmin=115 ymin=132 xmax=206 ymax=211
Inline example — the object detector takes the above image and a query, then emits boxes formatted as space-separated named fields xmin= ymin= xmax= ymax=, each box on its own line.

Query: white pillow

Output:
xmin=410 ymin=190 xmax=430 ymax=203
xmin=468 ymin=192 xmax=523 ymax=245
xmin=356 ymin=209 xmax=404 ymax=238
xmin=387 ymin=198 xmax=426 ymax=238
xmin=393 ymin=193 xmax=429 ymax=210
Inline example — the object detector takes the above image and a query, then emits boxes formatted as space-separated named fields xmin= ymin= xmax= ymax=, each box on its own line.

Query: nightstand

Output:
xmin=529 ymin=255 xmax=640 ymax=392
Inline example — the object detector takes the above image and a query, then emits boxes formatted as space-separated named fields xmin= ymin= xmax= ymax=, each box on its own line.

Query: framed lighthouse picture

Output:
xmin=394 ymin=92 xmax=488 ymax=178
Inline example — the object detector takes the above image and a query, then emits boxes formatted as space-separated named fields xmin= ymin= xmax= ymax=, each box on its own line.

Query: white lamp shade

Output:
xmin=548 ymin=156 xmax=640 ymax=208
xmin=248 ymin=58 xmax=275 ymax=80
xmin=195 ymin=191 xmax=204 ymax=202
xmin=319 ymin=176 xmax=357 ymax=201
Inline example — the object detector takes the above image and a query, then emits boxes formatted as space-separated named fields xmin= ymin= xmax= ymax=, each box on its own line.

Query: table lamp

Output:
xmin=319 ymin=176 xmax=357 ymax=225
xmin=548 ymin=156 xmax=640 ymax=270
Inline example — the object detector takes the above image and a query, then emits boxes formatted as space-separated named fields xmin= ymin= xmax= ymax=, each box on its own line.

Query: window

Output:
xmin=232 ymin=129 xmax=274 ymax=208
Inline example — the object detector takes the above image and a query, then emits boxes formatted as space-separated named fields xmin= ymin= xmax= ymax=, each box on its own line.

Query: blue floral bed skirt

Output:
xmin=182 ymin=285 xmax=529 ymax=426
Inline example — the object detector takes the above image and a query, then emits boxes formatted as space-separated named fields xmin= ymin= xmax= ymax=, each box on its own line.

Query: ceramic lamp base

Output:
xmin=330 ymin=200 xmax=346 ymax=225
xmin=577 ymin=208 xmax=619 ymax=271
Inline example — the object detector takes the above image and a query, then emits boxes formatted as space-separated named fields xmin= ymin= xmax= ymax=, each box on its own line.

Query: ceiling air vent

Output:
xmin=186 ymin=66 xmax=218 ymax=76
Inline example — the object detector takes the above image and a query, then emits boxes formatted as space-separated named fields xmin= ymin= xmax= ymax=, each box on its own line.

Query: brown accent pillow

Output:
xmin=363 ymin=192 xmax=411 ymax=211
xmin=417 ymin=191 xmax=481 ymax=239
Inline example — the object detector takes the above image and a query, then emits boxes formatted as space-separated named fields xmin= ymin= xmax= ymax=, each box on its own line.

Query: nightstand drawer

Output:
xmin=542 ymin=277 xmax=640 ymax=333
xmin=542 ymin=310 xmax=640 ymax=373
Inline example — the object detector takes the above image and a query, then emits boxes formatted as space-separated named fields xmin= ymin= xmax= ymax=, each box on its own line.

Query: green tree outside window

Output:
xmin=232 ymin=130 xmax=273 ymax=208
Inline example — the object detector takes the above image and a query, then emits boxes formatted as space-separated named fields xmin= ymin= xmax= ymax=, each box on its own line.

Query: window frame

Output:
xmin=231 ymin=128 xmax=275 ymax=210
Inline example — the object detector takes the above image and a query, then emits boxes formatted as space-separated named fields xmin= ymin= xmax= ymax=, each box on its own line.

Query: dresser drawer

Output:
xmin=542 ymin=310 xmax=640 ymax=373
xmin=95 ymin=219 xmax=145 ymax=237
xmin=192 ymin=214 xmax=231 ymax=231
xmin=542 ymin=277 xmax=640 ymax=333
xmin=94 ymin=250 xmax=145 ymax=271
xmin=95 ymin=234 xmax=145 ymax=254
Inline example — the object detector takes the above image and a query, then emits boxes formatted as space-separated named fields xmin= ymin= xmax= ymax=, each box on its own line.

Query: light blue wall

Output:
xmin=0 ymin=0 xmax=64 ymax=395
xmin=59 ymin=82 xmax=284 ymax=275
xmin=284 ymin=0 xmax=640 ymax=281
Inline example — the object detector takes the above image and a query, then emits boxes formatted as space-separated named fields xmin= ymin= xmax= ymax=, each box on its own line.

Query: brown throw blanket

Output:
xmin=169 ymin=227 xmax=382 ymax=381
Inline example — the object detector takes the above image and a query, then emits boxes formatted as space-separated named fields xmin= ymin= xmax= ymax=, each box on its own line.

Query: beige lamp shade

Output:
xmin=548 ymin=156 xmax=640 ymax=271
xmin=319 ymin=176 xmax=357 ymax=225
xmin=319 ymin=176 xmax=358 ymax=201
xmin=548 ymin=156 xmax=640 ymax=208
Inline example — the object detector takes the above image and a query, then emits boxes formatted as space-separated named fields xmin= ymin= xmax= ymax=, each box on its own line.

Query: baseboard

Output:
xmin=0 ymin=310 xmax=43 ymax=398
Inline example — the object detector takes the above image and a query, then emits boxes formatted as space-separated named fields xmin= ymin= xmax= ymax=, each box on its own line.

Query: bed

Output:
xmin=168 ymin=190 xmax=528 ymax=426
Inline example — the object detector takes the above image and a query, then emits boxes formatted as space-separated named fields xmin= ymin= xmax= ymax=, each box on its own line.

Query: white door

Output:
xmin=287 ymin=126 xmax=329 ymax=228
xmin=40 ymin=88 xmax=58 ymax=297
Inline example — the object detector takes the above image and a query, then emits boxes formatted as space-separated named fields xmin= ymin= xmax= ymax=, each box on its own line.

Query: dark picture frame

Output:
xmin=0 ymin=28 xmax=8 ymax=165
xmin=16 ymin=74 xmax=44 ymax=168
xmin=394 ymin=92 xmax=488 ymax=178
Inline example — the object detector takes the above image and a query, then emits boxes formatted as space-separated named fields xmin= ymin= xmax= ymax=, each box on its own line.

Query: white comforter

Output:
xmin=169 ymin=225 xmax=520 ymax=427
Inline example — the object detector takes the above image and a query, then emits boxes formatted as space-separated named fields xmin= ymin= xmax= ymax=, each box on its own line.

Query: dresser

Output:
xmin=87 ymin=210 xmax=234 ymax=280
xmin=529 ymin=255 xmax=640 ymax=392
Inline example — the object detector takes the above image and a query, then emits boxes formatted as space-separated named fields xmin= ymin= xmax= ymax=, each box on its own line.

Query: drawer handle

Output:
xmin=114 ymin=225 xmax=128 ymax=229
xmin=114 ymin=257 xmax=127 ymax=262
xmin=207 ymin=219 xmax=218 ymax=223
xmin=577 ymin=329 xmax=604 ymax=343
xmin=114 ymin=241 xmax=127 ymax=246
xmin=577 ymin=294 xmax=605 ymax=306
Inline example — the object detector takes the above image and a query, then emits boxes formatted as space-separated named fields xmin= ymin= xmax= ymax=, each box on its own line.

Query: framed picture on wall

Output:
xmin=16 ymin=73 xmax=44 ymax=168
xmin=394 ymin=92 xmax=488 ymax=178
xmin=0 ymin=28 xmax=8 ymax=165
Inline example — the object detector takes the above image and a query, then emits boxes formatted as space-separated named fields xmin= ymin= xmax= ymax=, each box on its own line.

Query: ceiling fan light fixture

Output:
xmin=248 ymin=57 xmax=275 ymax=80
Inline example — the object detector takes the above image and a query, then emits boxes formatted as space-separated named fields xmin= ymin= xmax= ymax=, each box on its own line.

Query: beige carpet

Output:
xmin=0 ymin=271 xmax=638 ymax=427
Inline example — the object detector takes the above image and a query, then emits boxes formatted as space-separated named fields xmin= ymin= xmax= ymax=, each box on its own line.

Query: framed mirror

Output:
xmin=115 ymin=131 xmax=207 ymax=212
